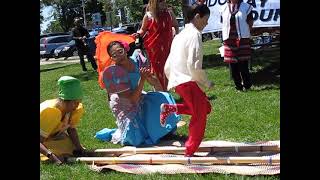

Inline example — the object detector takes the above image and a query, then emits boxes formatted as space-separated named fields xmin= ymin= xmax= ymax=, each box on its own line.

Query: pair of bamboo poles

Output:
xmin=70 ymin=144 xmax=280 ymax=165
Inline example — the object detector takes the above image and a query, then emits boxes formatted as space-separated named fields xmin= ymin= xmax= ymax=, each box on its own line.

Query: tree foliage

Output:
xmin=40 ymin=3 xmax=44 ymax=25
xmin=41 ymin=0 xmax=106 ymax=32
xmin=40 ymin=0 xmax=184 ymax=33
xmin=44 ymin=20 xmax=64 ymax=33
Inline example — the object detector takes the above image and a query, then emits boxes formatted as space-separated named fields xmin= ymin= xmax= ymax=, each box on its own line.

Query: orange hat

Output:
xmin=95 ymin=31 xmax=135 ymax=89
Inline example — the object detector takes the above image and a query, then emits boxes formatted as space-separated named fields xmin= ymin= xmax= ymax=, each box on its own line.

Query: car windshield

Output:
xmin=177 ymin=18 xmax=184 ymax=27
xmin=68 ymin=40 xmax=75 ymax=45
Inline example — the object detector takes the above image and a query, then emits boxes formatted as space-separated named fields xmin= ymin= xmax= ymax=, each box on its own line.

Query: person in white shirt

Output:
xmin=160 ymin=4 xmax=214 ymax=157
xmin=220 ymin=0 xmax=254 ymax=91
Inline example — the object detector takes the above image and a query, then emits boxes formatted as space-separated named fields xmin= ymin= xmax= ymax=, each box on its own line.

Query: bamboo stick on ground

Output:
xmin=73 ymin=156 xmax=280 ymax=165
xmin=93 ymin=145 xmax=280 ymax=156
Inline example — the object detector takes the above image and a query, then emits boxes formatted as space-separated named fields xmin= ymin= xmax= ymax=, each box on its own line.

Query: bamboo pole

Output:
xmin=73 ymin=156 xmax=280 ymax=165
xmin=93 ymin=145 xmax=280 ymax=156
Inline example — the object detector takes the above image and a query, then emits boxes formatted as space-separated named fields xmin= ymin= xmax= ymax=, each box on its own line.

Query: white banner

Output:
xmin=188 ymin=0 xmax=280 ymax=33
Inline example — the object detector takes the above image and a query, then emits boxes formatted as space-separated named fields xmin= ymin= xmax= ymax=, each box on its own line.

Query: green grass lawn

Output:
xmin=40 ymin=40 xmax=280 ymax=179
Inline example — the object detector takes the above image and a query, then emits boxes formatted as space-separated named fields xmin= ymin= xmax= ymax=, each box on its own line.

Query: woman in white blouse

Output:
xmin=220 ymin=0 xmax=254 ymax=91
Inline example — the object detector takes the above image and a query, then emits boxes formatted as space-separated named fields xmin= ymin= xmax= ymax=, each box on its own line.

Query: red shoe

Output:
xmin=160 ymin=103 xmax=177 ymax=127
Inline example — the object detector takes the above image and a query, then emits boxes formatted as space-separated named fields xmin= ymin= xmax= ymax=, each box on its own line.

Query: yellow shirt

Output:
xmin=40 ymin=99 xmax=84 ymax=139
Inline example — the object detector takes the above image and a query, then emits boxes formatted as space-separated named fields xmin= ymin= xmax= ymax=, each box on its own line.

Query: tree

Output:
xmin=126 ymin=0 xmax=183 ymax=23
xmin=41 ymin=0 xmax=106 ymax=32
xmin=40 ymin=0 xmax=184 ymax=32
xmin=127 ymin=0 xmax=144 ymax=23
xmin=40 ymin=3 xmax=44 ymax=25
xmin=41 ymin=0 xmax=83 ymax=32
xmin=101 ymin=0 xmax=115 ymax=27
xmin=167 ymin=0 xmax=183 ymax=17
xmin=84 ymin=0 xmax=107 ymax=28
xmin=44 ymin=20 xmax=64 ymax=33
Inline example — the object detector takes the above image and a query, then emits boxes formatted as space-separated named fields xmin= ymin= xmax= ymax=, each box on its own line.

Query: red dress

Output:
xmin=143 ymin=10 xmax=174 ymax=90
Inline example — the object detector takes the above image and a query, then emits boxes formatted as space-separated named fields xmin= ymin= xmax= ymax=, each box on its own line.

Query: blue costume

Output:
xmin=95 ymin=50 xmax=180 ymax=146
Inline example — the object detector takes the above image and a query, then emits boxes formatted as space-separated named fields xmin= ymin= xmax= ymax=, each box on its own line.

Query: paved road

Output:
xmin=40 ymin=56 xmax=80 ymax=65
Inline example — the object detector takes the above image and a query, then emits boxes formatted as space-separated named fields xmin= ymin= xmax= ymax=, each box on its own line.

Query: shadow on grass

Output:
xmin=208 ymin=94 xmax=217 ymax=101
xmin=250 ymin=47 xmax=280 ymax=87
xmin=40 ymin=64 xmax=75 ymax=72
xmin=155 ymin=133 xmax=189 ymax=147
xmin=175 ymin=94 xmax=217 ymax=103
xmin=70 ymin=70 xmax=98 ymax=81
xmin=202 ymin=54 xmax=228 ymax=69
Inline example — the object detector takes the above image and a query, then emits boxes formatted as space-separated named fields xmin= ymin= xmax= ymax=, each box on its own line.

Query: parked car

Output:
xmin=54 ymin=37 xmax=97 ymax=59
xmin=112 ymin=24 xmax=137 ymax=34
xmin=54 ymin=40 xmax=77 ymax=59
xmin=40 ymin=35 xmax=72 ymax=60
xmin=89 ymin=28 xmax=105 ymax=37
xmin=176 ymin=17 xmax=185 ymax=33
xmin=102 ymin=26 xmax=112 ymax=31
xmin=40 ymin=32 xmax=71 ymax=39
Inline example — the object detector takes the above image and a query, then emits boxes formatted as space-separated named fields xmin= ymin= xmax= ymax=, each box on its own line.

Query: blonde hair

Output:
xmin=148 ymin=0 xmax=159 ymax=21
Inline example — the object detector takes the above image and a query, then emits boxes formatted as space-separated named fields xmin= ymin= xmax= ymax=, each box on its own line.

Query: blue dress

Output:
xmin=95 ymin=49 xmax=180 ymax=146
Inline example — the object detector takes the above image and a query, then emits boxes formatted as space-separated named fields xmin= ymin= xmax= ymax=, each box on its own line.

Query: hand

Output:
xmin=132 ymin=32 xmax=141 ymax=38
xmin=140 ymin=67 xmax=152 ymax=80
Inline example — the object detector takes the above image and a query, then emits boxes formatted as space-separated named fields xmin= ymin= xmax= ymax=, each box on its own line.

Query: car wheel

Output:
xmin=73 ymin=50 xmax=78 ymax=56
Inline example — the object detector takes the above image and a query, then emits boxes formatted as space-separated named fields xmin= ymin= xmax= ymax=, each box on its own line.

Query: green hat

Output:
xmin=58 ymin=76 xmax=83 ymax=100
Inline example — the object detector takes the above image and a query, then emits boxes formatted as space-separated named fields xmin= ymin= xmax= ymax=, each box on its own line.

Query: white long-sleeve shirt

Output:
xmin=164 ymin=23 xmax=211 ymax=91
xmin=220 ymin=2 xmax=253 ymax=41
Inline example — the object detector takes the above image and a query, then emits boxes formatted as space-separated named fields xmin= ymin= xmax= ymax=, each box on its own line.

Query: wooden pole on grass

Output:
xmin=93 ymin=144 xmax=280 ymax=156
xmin=73 ymin=156 xmax=280 ymax=165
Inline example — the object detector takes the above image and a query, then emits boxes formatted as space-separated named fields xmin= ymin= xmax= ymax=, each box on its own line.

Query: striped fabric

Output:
xmin=223 ymin=18 xmax=251 ymax=63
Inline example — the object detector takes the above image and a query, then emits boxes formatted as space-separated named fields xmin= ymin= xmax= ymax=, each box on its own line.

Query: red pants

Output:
xmin=175 ymin=81 xmax=212 ymax=156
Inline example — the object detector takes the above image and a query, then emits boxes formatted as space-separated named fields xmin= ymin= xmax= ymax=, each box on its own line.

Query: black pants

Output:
xmin=230 ymin=61 xmax=252 ymax=90
xmin=78 ymin=48 xmax=97 ymax=71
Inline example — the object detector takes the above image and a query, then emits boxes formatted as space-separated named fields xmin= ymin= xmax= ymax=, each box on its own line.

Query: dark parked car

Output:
xmin=54 ymin=37 xmax=97 ymax=59
xmin=112 ymin=24 xmax=137 ymax=34
xmin=176 ymin=17 xmax=185 ymax=33
xmin=40 ymin=35 xmax=72 ymax=60
xmin=54 ymin=40 xmax=77 ymax=59
xmin=89 ymin=28 xmax=105 ymax=37
xmin=40 ymin=32 xmax=71 ymax=39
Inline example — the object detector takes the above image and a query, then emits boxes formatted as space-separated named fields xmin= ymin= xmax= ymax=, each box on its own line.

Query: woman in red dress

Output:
xmin=135 ymin=0 xmax=179 ymax=91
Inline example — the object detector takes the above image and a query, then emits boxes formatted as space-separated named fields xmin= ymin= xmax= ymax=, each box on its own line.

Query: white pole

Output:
xmin=81 ymin=0 xmax=87 ymax=28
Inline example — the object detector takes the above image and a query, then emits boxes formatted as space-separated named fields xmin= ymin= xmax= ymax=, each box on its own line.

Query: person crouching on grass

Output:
xmin=160 ymin=4 xmax=214 ymax=157
xmin=40 ymin=76 xmax=87 ymax=164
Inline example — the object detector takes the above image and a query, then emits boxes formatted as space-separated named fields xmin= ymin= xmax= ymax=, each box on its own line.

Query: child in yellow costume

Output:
xmin=40 ymin=76 xmax=86 ymax=164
